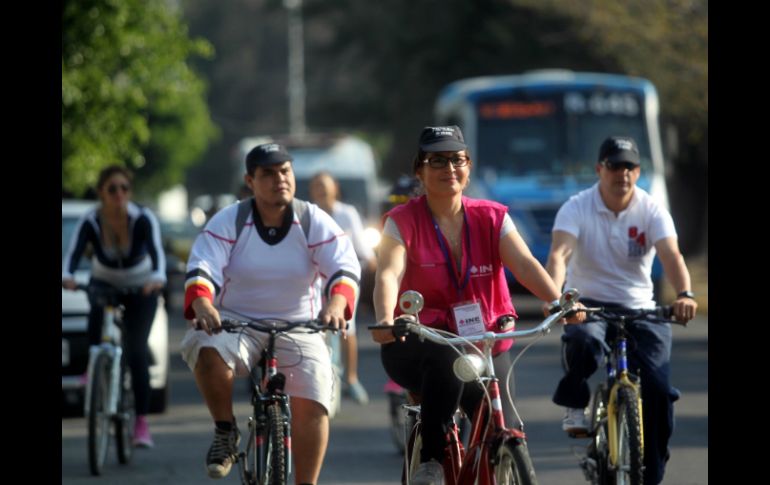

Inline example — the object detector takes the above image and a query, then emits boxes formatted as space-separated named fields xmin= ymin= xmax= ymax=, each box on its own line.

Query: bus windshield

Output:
xmin=475 ymin=90 xmax=652 ymax=179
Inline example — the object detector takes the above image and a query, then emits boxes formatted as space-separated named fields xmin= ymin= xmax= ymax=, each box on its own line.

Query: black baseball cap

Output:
xmin=418 ymin=125 xmax=467 ymax=152
xmin=246 ymin=143 xmax=293 ymax=172
xmin=598 ymin=136 xmax=640 ymax=165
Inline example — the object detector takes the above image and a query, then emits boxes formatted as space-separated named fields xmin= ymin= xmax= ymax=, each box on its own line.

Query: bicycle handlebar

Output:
xmin=369 ymin=289 xmax=589 ymax=345
xmin=74 ymin=283 xmax=144 ymax=295
xmin=587 ymin=305 xmax=684 ymax=325
xmin=220 ymin=318 xmax=341 ymax=335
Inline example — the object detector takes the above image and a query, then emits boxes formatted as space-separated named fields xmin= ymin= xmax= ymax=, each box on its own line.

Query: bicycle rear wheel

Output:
xmin=115 ymin=363 xmax=135 ymax=464
xmin=88 ymin=353 xmax=111 ymax=476
xmin=263 ymin=402 xmax=288 ymax=485
xmin=615 ymin=386 xmax=643 ymax=485
xmin=493 ymin=438 xmax=538 ymax=485
xmin=403 ymin=418 xmax=422 ymax=485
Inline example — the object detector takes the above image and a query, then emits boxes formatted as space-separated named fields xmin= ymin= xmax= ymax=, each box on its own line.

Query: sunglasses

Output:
xmin=423 ymin=155 xmax=470 ymax=169
xmin=601 ymin=160 xmax=639 ymax=171
xmin=107 ymin=183 xmax=131 ymax=194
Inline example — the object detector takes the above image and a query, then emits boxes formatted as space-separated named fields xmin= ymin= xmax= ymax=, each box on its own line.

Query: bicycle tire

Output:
xmin=615 ymin=386 xmax=644 ymax=485
xmin=88 ymin=353 xmax=111 ymax=476
xmin=493 ymin=438 xmax=538 ymax=485
xmin=115 ymin=363 xmax=135 ymax=464
xmin=588 ymin=384 xmax=613 ymax=485
xmin=264 ymin=402 xmax=288 ymax=485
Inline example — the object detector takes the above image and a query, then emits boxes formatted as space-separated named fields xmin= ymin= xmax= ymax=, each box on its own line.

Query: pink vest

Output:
xmin=386 ymin=195 xmax=517 ymax=354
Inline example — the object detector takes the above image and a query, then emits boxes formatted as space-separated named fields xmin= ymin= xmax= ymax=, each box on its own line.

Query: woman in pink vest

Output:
xmin=371 ymin=125 xmax=583 ymax=485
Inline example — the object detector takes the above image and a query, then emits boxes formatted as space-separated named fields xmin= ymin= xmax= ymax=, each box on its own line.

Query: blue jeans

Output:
xmin=551 ymin=300 xmax=680 ymax=485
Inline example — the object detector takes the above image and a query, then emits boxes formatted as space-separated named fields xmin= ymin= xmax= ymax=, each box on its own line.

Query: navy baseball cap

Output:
xmin=246 ymin=143 xmax=293 ymax=172
xmin=418 ymin=125 xmax=467 ymax=152
xmin=598 ymin=136 xmax=640 ymax=165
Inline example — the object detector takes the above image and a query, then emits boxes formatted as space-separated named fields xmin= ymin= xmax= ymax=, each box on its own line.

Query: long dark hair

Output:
xmin=96 ymin=165 xmax=133 ymax=191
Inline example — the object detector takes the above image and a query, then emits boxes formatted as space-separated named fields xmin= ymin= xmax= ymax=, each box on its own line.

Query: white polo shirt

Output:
xmin=553 ymin=183 xmax=677 ymax=308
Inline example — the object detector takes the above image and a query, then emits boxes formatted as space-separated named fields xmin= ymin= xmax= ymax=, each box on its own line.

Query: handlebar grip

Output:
xmin=368 ymin=320 xmax=411 ymax=339
xmin=657 ymin=306 xmax=674 ymax=320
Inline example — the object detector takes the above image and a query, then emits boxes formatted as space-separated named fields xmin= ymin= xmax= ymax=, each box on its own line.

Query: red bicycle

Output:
xmin=371 ymin=288 xmax=584 ymax=485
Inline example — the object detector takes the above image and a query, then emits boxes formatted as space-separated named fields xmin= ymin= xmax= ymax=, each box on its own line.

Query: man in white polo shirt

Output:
xmin=545 ymin=136 xmax=698 ymax=485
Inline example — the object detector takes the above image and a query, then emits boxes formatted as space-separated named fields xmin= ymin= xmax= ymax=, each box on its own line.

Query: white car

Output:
xmin=62 ymin=199 xmax=169 ymax=414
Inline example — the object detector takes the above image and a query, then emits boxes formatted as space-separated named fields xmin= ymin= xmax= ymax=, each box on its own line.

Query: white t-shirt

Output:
xmin=330 ymin=201 xmax=375 ymax=262
xmin=186 ymin=201 xmax=361 ymax=322
xmin=553 ymin=183 xmax=677 ymax=308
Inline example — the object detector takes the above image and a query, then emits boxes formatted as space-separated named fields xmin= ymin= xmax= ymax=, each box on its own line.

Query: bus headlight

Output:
xmin=363 ymin=227 xmax=382 ymax=250
xmin=453 ymin=353 xmax=486 ymax=382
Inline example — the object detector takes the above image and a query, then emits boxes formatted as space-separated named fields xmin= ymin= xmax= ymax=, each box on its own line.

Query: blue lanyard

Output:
xmin=432 ymin=211 xmax=471 ymax=295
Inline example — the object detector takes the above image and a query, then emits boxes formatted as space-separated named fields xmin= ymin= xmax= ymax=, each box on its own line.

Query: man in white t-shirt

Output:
xmin=309 ymin=171 xmax=376 ymax=405
xmin=545 ymin=136 xmax=697 ymax=485
xmin=180 ymin=143 xmax=361 ymax=484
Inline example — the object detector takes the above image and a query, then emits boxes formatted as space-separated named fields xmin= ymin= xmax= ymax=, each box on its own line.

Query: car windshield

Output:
xmin=62 ymin=216 xmax=90 ymax=271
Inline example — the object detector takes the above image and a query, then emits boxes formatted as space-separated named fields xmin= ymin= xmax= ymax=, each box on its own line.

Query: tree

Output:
xmin=62 ymin=0 xmax=218 ymax=198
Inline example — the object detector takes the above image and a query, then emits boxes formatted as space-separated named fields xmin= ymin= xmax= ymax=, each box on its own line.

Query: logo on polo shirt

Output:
xmin=627 ymin=226 xmax=647 ymax=258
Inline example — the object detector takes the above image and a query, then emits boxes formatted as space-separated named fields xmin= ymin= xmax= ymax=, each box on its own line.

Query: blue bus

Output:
xmin=434 ymin=70 xmax=669 ymax=291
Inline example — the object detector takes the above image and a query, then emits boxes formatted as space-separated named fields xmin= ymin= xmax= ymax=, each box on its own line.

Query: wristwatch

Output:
xmin=677 ymin=290 xmax=695 ymax=300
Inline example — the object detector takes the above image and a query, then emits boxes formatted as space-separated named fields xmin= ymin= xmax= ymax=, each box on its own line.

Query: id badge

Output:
xmin=452 ymin=301 xmax=486 ymax=337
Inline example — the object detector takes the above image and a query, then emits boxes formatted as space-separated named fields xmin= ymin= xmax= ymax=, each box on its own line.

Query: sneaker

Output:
xmin=411 ymin=459 xmax=445 ymax=485
xmin=343 ymin=380 xmax=370 ymax=405
xmin=132 ymin=415 xmax=154 ymax=448
xmin=206 ymin=424 xmax=241 ymax=478
xmin=562 ymin=407 xmax=588 ymax=435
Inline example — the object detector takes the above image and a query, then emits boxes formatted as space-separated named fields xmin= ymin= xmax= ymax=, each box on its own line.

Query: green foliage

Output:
xmin=62 ymin=0 xmax=218 ymax=197
xmin=510 ymin=0 xmax=708 ymax=147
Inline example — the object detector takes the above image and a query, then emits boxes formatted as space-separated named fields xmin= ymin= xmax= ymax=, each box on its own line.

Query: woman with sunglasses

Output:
xmin=63 ymin=165 xmax=166 ymax=448
xmin=370 ymin=126 xmax=584 ymax=485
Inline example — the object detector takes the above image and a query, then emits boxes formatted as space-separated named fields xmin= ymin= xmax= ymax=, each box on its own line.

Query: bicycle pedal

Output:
xmin=579 ymin=457 xmax=598 ymax=481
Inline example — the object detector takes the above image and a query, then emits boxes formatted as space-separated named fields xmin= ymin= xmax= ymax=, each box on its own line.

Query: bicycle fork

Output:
xmin=606 ymin=339 xmax=644 ymax=469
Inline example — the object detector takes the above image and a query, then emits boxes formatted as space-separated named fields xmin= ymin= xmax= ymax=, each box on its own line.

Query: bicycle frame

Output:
xmin=221 ymin=318 xmax=333 ymax=485
xmin=582 ymin=306 xmax=676 ymax=484
xmin=247 ymin=328 xmax=292 ymax=484
xmin=381 ymin=288 xmax=583 ymax=485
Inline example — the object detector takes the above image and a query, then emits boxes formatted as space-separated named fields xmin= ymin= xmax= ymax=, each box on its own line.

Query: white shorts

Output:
xmin=180 ymin=327 xmax=335 ymax=413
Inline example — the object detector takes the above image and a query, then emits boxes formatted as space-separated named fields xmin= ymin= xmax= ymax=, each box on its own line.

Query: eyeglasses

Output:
xmin=601 ymin=160 xmax=639 ymax=172
xmin=423 ymin=155 xmax=470 ymax=169
xmin=107 ymin=183 xmax=131 ymax=194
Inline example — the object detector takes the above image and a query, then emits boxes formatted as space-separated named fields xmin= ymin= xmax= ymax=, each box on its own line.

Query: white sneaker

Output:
xmin=562 ymin=407 xmax=588 ymax=434
xmin=411 ymin=459 xmax=445 ymax=485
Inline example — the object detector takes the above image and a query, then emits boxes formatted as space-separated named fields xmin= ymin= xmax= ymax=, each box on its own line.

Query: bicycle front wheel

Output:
xmin=264 ymin=402 xmax=288 ymax=485
xmin=493 ymin=438 xmax=538 ymax=485
xmin=615 ymin=386 xmax=644 ymax=485
xmin=88 ymin=353 xmax=112 ymax=476
xmin=115 ymin=363 xmax=135 ymax=464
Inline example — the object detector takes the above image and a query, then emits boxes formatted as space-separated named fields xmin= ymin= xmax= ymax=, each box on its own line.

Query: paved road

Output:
xmin=62 ymin=297 xmax=707 ymax=484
